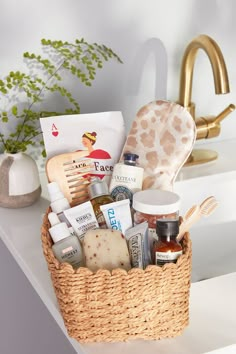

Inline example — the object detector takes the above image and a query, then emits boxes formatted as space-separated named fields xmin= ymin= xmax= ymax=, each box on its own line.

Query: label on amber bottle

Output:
xmin=96 ymin=212 xmax=107 ymax=229
xmin=155 ymin=250 xmax=182 ymax=266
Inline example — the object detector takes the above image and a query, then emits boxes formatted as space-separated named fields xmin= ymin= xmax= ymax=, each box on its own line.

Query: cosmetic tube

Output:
xmin=100 ymin=199 xmax=132 ymax=235
xmin=125 ymin=222 xmax=150 ymax=269
xmin=109 ymin=153 xmax=144 ymax=206
xmin=64 ymin=201 xmax=99 ymax=242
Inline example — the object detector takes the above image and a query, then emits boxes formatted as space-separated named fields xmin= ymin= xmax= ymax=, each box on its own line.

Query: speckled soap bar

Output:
xmin=83 ymin=229 xmax=131 ymax=272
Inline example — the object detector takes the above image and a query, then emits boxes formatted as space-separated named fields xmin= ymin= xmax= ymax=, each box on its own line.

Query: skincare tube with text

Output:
xmin=100 ymin=199 xmax=132 ymax=235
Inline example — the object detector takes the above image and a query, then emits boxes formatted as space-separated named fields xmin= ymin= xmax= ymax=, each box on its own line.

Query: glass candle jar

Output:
xmin=133 ymin=189 xmax=180 ymax=241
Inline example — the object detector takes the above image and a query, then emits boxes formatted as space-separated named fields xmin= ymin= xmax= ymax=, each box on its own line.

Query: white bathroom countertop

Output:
xmin=0 ymin=197 xmax=236 ymax=354
xmin=177 ymin=138 xmax=236 ymax=181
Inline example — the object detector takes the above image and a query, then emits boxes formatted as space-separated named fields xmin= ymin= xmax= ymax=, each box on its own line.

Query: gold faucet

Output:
xmin=178 ymin=34 xmax=235 ymax=165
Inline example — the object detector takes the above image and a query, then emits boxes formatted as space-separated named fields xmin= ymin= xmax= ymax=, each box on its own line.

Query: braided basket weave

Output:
xmin=41 ymin=209 xmax=192 ymax=343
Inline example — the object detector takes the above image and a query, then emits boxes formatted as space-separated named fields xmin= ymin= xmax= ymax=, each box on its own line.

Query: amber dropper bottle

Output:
xmin=152 ymin=219 xmax=182 ymax=266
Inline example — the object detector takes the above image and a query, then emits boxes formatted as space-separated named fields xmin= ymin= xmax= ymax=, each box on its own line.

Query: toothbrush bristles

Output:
xmin=200 ymin=197 xmax=219 ymax=216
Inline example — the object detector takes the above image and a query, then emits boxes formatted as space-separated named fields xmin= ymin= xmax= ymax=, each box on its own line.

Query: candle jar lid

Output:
xmin=133 ymin=189 xmax=180 ymax=215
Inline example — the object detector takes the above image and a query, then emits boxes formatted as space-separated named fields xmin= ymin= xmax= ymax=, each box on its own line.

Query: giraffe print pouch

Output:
xmin=121 ymin=100 xmax=196 ymax=191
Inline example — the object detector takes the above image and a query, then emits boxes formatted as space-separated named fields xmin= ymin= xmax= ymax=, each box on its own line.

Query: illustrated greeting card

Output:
xmin=40 ymin=112 xmax=126 ymax=205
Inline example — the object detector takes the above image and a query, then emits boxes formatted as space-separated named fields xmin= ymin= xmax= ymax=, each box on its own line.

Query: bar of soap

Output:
xmin=83 ymin=229 xmax=131 ymax=272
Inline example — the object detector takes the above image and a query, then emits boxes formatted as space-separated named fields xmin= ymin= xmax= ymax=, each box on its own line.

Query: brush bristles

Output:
xmin=200 ymin=196 xmax=219 ymax=216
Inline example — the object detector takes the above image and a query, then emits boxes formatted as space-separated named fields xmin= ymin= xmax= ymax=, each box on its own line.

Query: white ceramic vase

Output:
xmin=0 ymin=152 xmax=41 ymax=208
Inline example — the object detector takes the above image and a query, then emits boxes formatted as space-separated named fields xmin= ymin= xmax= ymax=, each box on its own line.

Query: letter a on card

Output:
xmin=51 ymin=123 xmax=59 ymax=137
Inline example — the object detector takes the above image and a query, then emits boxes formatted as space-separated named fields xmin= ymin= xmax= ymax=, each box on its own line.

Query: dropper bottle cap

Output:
xmin=48 ymin=212 xmax=71 ymax=243
xmin=48 ymin=182 xmax=64 ymax=201
xmin=123 ymin=153 xmax=139 ymax=166
xmin=156 ymin=219 xmax=179 ymax=237
xmin=48 ymin=212 xmax=61 ymax=226
xmin=47 ymin=181 xmax=70 ymax=214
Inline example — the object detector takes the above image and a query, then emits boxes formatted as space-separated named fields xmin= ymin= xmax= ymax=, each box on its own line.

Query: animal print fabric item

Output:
xmin=121 ymin=100 xmax=196 ymax=191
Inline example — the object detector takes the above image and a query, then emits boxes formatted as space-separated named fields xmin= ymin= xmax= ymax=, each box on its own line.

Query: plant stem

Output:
xmin=21 ymin=130 xmax=43 ymax=144
xmin=0 ymin=134 xmax=7 ymax=151
xmin=15 ymin=59 xmax=65 ymax=142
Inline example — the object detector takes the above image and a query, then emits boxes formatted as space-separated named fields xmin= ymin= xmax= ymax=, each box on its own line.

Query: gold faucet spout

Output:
xmin=179 ymin=34 xmax=230 ymax=111
xmin=178 ymin=34 xmax=234 ymax=165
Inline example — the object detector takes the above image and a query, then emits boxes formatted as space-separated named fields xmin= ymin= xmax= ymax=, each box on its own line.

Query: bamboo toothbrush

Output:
xmin=199 ymin=196 xmax=219 ymax=216
xmin=177 ymin=196 xmax=219 ymax=241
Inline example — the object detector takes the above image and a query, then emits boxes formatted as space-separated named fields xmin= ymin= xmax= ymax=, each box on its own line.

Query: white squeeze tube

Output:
xmin=100 ymin=199 xmax=132 ymax=235
xmin=63 ymin=201 xmax=99 ymax=242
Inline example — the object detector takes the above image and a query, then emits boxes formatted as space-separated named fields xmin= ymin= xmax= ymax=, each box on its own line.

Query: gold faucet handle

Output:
xmin=214 ymin=103 xmax=235 ymax=124
xmin=196 ymin=103 xmax=235 ymax=139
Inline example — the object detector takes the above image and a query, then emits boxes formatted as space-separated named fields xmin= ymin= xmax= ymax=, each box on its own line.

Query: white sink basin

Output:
xmin=175 ymin=170 xmax=236 ymax=282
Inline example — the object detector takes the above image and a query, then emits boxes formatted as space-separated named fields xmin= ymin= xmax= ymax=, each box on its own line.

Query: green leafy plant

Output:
xmin=0 ymin=39 xmax=122 ymax=155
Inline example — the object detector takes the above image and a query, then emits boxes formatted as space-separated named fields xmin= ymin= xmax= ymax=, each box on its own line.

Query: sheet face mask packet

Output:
xmin=40 ymin=112 xmax=126 ymax=205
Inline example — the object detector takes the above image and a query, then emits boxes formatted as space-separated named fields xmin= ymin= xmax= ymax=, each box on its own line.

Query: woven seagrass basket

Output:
xmin=41 ymin=209 xmax=192 ymax=343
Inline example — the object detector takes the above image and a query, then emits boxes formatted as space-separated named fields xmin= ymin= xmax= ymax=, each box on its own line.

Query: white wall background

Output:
xmin=0 ymin=0 xmax=236 ymax=147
